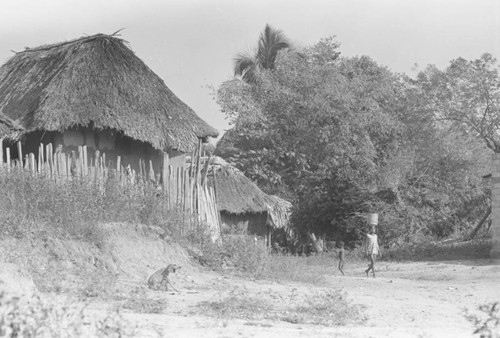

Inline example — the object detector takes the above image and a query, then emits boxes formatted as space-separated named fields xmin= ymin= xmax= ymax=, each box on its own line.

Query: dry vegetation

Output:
xmin=0 ymin=291 xmax=137 ymax=337
xmin=0 ymin=168 xmax=497 ymax=337
xmin=196 ymin=290 xmax=365 ymax=327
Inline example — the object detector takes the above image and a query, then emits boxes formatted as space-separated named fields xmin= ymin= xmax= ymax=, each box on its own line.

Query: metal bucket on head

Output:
xmin=367 ymin=213 xmax=378 ymax=226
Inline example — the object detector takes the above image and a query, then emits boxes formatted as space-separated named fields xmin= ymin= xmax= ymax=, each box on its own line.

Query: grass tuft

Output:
xmin=121 ymin=298 xmax=167 ymax=314
xmin=196 ymin=289 xmax=365 ymax=326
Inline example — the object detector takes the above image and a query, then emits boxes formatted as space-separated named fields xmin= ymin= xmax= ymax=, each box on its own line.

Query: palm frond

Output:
xmin=257 ymin=24 xmax=291 ymax=70
xmin=241 ymin=64 xmax=258 ymax=84
xmin=233 ymin=53 xmax=255 ymax=76
xmin=233 ymin=24 xmax=291 ymax=84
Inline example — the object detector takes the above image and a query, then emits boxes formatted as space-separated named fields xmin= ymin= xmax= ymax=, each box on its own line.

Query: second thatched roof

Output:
xmin=0 ymin=33 xmax=218 ymax=152
xmin=265 ymin=195 xmax=292 ymax=230
xmin=208 ymin=162 xmax=269 ymax=214
xmin=206 ymin=157 xmax=292 ymax=229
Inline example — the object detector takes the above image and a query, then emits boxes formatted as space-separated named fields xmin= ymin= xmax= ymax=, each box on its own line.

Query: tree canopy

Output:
xmin=415 ymin=53 xmax=500 ymax=152
xmin=216 ymin=34 xmax=492 ymax=247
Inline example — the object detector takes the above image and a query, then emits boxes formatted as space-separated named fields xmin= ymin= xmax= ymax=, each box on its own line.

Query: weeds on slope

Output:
xmin=0 ymin=169 xmax=185 ymax=245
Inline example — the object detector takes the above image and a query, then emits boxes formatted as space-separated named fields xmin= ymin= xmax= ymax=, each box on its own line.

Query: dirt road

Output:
xmin=93 ymin=259 xmax=499 ymax=337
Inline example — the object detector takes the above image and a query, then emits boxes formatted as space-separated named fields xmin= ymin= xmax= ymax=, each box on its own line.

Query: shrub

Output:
xmin=0 ymin=291 xmax=137 ymax=337
xmin=466 ymin=302 xmax=500 ymax=338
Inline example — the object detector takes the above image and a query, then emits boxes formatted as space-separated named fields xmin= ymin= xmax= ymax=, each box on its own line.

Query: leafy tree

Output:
xmin=416 ymin=53 xmax=500 ymax=152
xmin=217 ymin=36 xmax=491 ymax=247
xmin=233 ymin=24 xmax=292 ymax=84
xmin=218 ymin=38 xmax=403 ymax=238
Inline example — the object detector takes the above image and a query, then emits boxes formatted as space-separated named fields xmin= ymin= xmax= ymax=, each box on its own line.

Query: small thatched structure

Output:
xmin=0 ymin=33 xmax=218 ymax=170
xmin=206 ymin=157 xmax=292 ymax=245
xmin=265 ymin=195 xmax=293 ymax=230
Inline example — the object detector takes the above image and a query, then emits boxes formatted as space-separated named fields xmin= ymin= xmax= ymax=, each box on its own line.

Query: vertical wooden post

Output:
xmin=100 ymin=153 xmax=105 ymax=191
xmin=0 ymin=138 xmax=3 ymax=168
xmin=82 ymin=145 xmax=88 ymax=177
xmin=29 ymin=153 xmax=36 ymax=175
xmin=141 ymin=160 xmax=146 ymax=185
xmin=17 ymin=141 xmax=22 ymax=168
xmin=141 ymin=160 xmax=147 ymax=186
xmin=6 ymin=147 xmax=10 ymax=172
xmin=65 ymin=153 xmax=71 ymax=179
xmin=37 ymin=144 xmax=42 ymax=174
xmin=77 ymin=146 xmax=83 ymax=177
xmin=62 ymin=152 xmax=67 ymax=178
xmin=116 ymin=156 xmax=121 ymax=181
xmin=58 ymin=152 xmax=63 ymax=176
xmin=137 ymin=158 xmax=142 ymax=183
xmin=201 ymin=155 xmax=211 ymax=186
xmin=166 ymin=152 xmax=170 ymax=208
xmin=47 ymin=144 xmax=53 ymax=179
xmin=95 ymin=150 xmax=100 ymax=181
xmin=149 ymin=160 xmax=155 ymax=184
xmin=40 ymin=143 xmax=45 ymax=174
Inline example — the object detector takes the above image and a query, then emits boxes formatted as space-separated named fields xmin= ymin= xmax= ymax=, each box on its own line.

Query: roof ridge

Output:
xmin=16 ymin=31 xmax=123 ymax=54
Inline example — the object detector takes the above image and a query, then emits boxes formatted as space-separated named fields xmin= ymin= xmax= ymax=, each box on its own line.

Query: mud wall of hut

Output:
xmin=220 ymin=212 xmax=270 ymax=242
xmin=2 ymin=127 xmax=186 ymax=173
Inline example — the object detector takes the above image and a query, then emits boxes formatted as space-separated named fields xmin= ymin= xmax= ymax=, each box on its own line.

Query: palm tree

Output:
xmin=234 ymin=24 xmax=291 ymax=84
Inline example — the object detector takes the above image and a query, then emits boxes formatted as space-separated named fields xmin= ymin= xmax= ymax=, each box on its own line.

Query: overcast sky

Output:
xmin=1 ymin=0 xmax=499 ymax=140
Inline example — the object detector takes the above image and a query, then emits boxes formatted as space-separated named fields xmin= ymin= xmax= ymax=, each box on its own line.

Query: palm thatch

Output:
xmin=265 ymin=195 xmax=292 ymax=230
xmin=0 ymin=112 xmax=24 ymax=138
xmin=0 ymin=33 xmax=218 ymax=152
xmin=206 ymin=157 xmax=293 ymax=231
xmin=207 ymin=158 xmax=270 ymax=214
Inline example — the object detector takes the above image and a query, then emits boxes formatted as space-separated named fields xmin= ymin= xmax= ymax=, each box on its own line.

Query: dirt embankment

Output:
xmin=0 ymin=224 xmax=499 ymax=337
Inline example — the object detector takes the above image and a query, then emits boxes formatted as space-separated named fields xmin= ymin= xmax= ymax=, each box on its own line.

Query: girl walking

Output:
xmin=364 ymin=225 xmax=380 ymax=278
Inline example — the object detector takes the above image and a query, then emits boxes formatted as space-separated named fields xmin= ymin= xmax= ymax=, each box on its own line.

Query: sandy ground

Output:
xmin=88 ymin=259 xmax=500 ymax=338
xmin=2 ymin=226 xmax=497 ymax=337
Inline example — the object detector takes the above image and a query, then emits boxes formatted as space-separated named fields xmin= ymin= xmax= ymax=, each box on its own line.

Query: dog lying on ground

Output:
xmin=147 ymin=264 xmax=181 ymax=292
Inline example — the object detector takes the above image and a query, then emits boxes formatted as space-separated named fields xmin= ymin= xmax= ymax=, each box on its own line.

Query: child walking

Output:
xmin=337 ymin=241 xmax=345 ymax=276
xmin=364 ymin=225 xmax=380 ymax=278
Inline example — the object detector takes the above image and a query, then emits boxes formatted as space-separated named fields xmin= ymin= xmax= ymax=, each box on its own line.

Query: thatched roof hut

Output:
xmin=208 ymin=159 xmax=270 ymax=214
xmin=0 ymin=113 xmax=23 ymax=138
xmin=206 ymin=157 xmax=292 ymax=244
xmin=0 ymin=33 xmax=218 ymax=152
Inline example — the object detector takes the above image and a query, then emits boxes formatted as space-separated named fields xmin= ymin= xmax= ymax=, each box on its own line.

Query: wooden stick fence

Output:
xmin=0 ymin=139 xmax=221 ymax=241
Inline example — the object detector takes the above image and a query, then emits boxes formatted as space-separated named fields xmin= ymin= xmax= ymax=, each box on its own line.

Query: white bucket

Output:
xmin=367 ymin=213 xmax=378 ymax=225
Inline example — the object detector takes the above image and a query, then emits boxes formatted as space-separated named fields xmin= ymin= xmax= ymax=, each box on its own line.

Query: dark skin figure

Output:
xmin=364 ymin=226 xmax=378 ymax=278
xmin=337 ymin=242 xmax=345 ymax=276
xmin=359 ymin=225 xmax=380 ymax=278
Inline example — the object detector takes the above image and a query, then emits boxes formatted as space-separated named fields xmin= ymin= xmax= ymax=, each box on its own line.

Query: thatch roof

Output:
xmin=206 ymin=158 xmax=293 ymax=230
xmin=0 ymin=112 xmax=24 ymax=138
xmin=265 ymin=195 xmax=292 ymax=229
xmin=207 ymin=160 xmax=270 ymax=214
xmin=0 ymin=33 xmax=218 ymax=152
